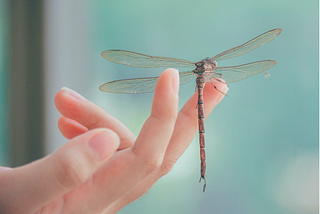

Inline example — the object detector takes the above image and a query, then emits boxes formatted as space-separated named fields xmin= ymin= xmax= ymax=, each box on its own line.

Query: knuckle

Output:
xmin=152 ymin=111 xmax=177 ymax=125
xmin=166 ymin=115 xmax=178 ymax=125
xmin=160 ymin=159 xmax=176 ymax=177
xmin=54 ymin=155 xmax=88 ymax=189
xmin=144 ymin=155 xmax=164 ymax=176
xmin=180 ymin=108 xmax=195 ymax=123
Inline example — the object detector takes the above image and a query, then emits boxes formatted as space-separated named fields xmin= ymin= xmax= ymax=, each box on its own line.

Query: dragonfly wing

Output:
xmin=99 ymin=71 xmax=194 ymax=94
xmin=213 ymin=60 xmax=276 ymax=83
xmin=101 ymin=50 xmax=195 ymax=68
xmin=179 ymin=71 xmax=194 ymax=84
xmin=212 ymin=29 xmax=282 ymax=62
xmin=99 ymin=77 xmax=158 ymax=94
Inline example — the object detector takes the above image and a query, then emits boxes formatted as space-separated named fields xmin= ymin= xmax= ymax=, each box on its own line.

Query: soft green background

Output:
xmin=88 ymin=0 xmax=318 ymax=213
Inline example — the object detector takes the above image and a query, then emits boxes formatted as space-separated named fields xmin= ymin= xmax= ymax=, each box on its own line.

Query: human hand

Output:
xmin=0 ymin=68 xmax=228 ymax=213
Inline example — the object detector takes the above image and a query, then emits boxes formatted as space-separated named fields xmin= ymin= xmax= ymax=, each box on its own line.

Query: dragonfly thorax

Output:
xmin=193 ymin=58 xmax=217 ymax=75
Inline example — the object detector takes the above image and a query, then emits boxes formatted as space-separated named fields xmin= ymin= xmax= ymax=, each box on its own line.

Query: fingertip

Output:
xmin=54 ymin=88 xmax=75 ymax=115
xmin=55 ymin=88 xmax=88 ymax=121
xmin=204 ymin=79 xmax=229 ymax=95
xmin=61 ymin=87 xmax=87 ymax=101
xmin=215 ymin=78 xmax=229 ymax=95
xmin=171 ymin=68 xmax=180 ymax=95
xmin=54 ymin=89 xmax=64 ymax=107
xmin=213 ymin=79 xmax=229 ymax=103
xmin=154 ymin=68 xmax=179 ymax=96
xmin=55 ymin=88 xmax=86 ymax=111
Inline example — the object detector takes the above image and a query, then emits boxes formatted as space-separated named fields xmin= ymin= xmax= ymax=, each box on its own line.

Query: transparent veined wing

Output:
xmin=211 ymin=29 xmax=282 ymax=62
xmin=101 ymin=50 xmax=195 ymax=69
xmin=211 ymin=60 xmax=276 ymax=83
xmin=99 ymin=71 xmax=194 ymax=94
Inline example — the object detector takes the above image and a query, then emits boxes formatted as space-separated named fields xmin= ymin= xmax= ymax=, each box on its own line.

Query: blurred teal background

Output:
xmin=1 ymin=0 xmax=318 ymax=213
xmin=88 ymin=1 xmax=319 ymax=213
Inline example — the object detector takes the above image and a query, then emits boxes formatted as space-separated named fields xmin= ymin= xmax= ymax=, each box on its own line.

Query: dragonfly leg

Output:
xmin=215 ymin=78 xmax=229 ymax=87
xmin=209 ymin=78 xmax=229 ymax=97
xmin=210 ymin=79 xmax=229 ymax=97
xmin=209 ymin=72 xmax=229 ymax=86
xmin=194 ymin=85 xmax=198 ymax=109
xmin=215 ymin=72 xmax=223 ymax=79
xmin=199 ymin=176 xmax=207 ymax=192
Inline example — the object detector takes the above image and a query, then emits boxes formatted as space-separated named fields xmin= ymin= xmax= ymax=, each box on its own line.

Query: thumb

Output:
xmin=0 ymin=128 xmax=119 ymax=213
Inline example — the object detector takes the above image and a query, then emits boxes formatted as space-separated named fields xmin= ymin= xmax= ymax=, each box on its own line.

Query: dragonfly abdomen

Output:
xmin=196 ymin=76 xmax=207 ymax=192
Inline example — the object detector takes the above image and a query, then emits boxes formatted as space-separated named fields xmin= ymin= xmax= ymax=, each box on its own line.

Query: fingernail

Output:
xmin=62 ymin=87 xmax=86 ymax=101
xmin=171 ymin=69 xmax=179 ymax=95
xmin=88 ymin=131 xmax=119 ymax=161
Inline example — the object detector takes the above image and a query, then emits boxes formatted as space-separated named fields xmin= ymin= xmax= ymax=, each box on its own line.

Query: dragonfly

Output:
xmin=99 ymin=28 xmax=282 ymax=192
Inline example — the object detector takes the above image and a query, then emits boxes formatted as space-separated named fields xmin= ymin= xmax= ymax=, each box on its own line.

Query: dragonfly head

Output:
xmin=203 ymin=59 xmax=217 ymax=71
xmin=194 ymin=58 xmax=217 ymax=75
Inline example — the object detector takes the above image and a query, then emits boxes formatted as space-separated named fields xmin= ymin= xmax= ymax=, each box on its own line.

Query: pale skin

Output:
xmin=0 ymin=68 xmax=228 ymax=214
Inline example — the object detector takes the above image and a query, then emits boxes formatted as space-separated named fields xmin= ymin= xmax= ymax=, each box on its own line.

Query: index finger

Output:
xmin=131 ymin=68 xmax=180 ymax=163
